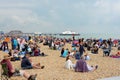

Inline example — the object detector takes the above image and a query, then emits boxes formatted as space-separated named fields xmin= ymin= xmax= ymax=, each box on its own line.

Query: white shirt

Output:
xmin=69 ymin=52 xmax=74 ymax=56
xmin=87 ymin=64 xmax=93 ymax=71
xmin=95 ymin=44 xmax=99 ymax=48
xmin=17 ymin=38 xmax=21 ymax=44
xmin=84 ymin=56 xmax=90 ymax=60
xmin=65 ymin=60 xmax=75 ymax=70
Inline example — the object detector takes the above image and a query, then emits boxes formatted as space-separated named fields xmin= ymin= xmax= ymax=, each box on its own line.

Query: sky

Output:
xmin=0 ymin=0 xmax=120 ymax=33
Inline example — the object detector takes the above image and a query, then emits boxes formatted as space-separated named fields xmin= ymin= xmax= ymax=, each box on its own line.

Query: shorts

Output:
xmin=19 ymin=70 xmax=24 ymax=76
xmin=13 ymin=70 xmax=24 ymax=76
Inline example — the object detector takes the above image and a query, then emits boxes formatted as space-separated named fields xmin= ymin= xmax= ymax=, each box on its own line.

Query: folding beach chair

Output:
xmin=1 ymin=63 xmax=9 ymax=80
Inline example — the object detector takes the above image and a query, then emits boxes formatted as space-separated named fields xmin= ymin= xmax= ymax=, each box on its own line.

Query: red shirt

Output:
xmin=1 ymin=59 xmax=14 ymax=77
xmin=34 ymin=49 xmax=39 ymax=56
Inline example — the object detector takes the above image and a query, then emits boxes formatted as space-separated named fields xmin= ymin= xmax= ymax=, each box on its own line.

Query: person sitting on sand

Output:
xmin=69 ymin=50 xmax=76 ymax=58
xmin=61 ymin=48 xmax=64 ymax=56
xmin=8 ymin=49 xmax=13 ymax=56
xmin=0 ymin=54 xmax=37 ymax=80
xmin=34 ymin=47 xmax=40 ymax=56
xmin=75 ymin=56 xmax=98 ymax=72
xmin=91 ymin=45 xmax=99 ymax=54
xmin=62 ymin=48 xmax=69 ymax=58
xmin=84 ymin=53 xmax=90 ymax=60
xmin=102 ymin=40 xmax=111 ymax=56
xmin=65 ymin=56 xmax=75 ymax=70
xmin=117 ymin=52 xmax=120 ymax=56
xmin=21 ymin=53 xmax=44 ymax=69
xmin=69 ymin=47 xmax=77 ymax=57
xmin=18 ymin=48 xmax=26 ymax=58
xmin=110 ymin=52 xmax=120 ymax=58
xmin=75 ymin=51 xmax=80 ymax=60
xmin=1 ymin=41 xmax=9 ymax=51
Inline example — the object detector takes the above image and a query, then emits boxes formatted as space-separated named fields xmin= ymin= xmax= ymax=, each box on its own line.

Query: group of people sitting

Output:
xmin=65 ymin=56 xmax=98 ymax=72
xmin=0 ymin=36 xmax=46 ymax=80
xmin=0 ymin=49 xmax=45 ymax=80
xmin=1 ymin=54 xmax=38 ymax=80
xmin=43 ymin=37 xmax=65 ymax=50
xmin=62 ymin=47 xmax=98 ymax=72
xmin=61 ymin=40 xmax=98 ymax=72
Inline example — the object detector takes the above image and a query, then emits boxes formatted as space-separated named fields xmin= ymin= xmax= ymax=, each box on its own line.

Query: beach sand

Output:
xmin=0 ymin=43 xmax=120 ymax=80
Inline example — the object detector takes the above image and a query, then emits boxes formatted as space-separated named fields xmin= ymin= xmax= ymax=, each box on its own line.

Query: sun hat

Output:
xmin=3 ymin=54 xmax=12 ymax=60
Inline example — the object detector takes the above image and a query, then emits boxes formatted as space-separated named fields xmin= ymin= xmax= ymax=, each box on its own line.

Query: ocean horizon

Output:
xmin=1 ymin=30 xmax=120 ymax=39
xmin=46 ymin=33 xmax=120 ymax=39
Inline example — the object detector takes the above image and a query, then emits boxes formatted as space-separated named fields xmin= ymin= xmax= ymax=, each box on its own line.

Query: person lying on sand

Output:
xmin=110 ymin=52 xmax=120 ymax=58
xmin=21 ymin=53 xmax=45 ymax=69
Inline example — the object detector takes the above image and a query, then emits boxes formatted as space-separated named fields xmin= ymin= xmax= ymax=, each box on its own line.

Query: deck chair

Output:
xmin=1 ymin=63 xmax=9 ymax=80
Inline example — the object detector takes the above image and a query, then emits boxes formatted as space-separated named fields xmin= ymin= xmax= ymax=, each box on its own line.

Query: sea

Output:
xmin=50 ymin=33 xmax=120 ymax=40
xmin=1 ymin=31 xmax=120 ymax=40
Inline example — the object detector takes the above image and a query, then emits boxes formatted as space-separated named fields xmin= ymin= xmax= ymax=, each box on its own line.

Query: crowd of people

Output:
xmin=0 ymin=35 xmax=45 ymax=80
xmin=61 ymin=38 xmax=120 ymax=72
xmin=0 ymin=35 xmax=120 ymax=79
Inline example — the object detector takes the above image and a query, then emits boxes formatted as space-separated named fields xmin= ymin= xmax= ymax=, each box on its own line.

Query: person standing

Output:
xmin=79 ymin=40 xmax=85 ymax=58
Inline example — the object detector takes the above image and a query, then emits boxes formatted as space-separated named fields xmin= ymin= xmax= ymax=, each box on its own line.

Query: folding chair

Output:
xmin=1 ymin=63 xmax=9 ymax=80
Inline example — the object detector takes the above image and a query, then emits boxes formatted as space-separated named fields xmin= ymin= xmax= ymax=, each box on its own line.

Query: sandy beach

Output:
xmin=0 ymin=43 xmax=120 ymax=80
xmin=1 ymin=0 xmax=120 ymax=80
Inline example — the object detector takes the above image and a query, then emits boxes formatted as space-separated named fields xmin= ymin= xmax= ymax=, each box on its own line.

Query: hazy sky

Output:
xmin=0 ymin=0 xmax=120 ymax=33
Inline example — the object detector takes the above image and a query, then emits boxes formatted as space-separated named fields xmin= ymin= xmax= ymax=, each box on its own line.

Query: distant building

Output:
xmin=7 ymin=30 xmax=23 ymax=36
xmin=23 ymin=33 xmax=35 ymax=36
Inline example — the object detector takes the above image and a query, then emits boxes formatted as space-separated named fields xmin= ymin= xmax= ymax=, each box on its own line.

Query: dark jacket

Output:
xmin=21 ymin=57 xmax=32 ymax=69
xmin=79 ymin=44 xmax=85 ymax=56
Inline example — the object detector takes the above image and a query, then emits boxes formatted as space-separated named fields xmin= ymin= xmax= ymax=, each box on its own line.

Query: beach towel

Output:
xmin=110 ymin=55 xmax=120 ymax=58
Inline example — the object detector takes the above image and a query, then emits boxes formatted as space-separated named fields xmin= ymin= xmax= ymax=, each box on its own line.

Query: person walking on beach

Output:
xmin=79 ymin=40 xmax=85 ymax=58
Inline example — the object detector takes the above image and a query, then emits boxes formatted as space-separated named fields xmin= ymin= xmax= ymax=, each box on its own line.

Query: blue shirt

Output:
xmin=13 ymin=39 xmax=18 ymax=46
xmin=62 ymin=50 xmax=68 ymax=57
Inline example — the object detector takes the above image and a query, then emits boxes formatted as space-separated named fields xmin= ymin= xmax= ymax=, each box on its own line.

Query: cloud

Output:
xmin=0 ymin=9 xmax=33 ymax=16
xmin=0 ymin=0 xmax=120 ymax=33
